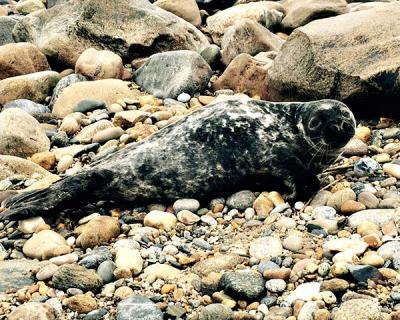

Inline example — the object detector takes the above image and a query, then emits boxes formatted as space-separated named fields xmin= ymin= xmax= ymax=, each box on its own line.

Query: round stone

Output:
xmin=220 ymin=271 xmax=265 ymax=300
xmin=249 ymin=237 xmax=283 ymax=260
xmin=265 ymin=279 xmax=286 ymax=293
xmin=226 ymin=190 xmax=255 ymax=210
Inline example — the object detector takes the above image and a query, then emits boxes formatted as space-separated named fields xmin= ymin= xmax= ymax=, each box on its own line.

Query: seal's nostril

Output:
xmin=341 ymin=121 xmax=350 ymax=131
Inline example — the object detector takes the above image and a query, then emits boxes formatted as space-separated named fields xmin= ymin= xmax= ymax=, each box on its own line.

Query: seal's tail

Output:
xmin=0 ymin=169 xmax=113 ymax=221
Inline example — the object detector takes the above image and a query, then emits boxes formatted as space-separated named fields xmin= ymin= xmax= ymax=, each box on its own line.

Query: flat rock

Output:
xmin=220 ymin=271 xmax=265 ymax=300
xmin=4 ymin=99 xmax=50 ymax=114
xmin=7 ymin=302 xmax=56 ymax=320
xmin=0 ymin=108 xmax=50 ymax=158
xmin=377 ymin=241 xmax=400 ymax=259
xmin=348 ymin=209 xmax=400 ymax=227
xmin=13 ymin=0 xmax=209 ymax=67
xmin=52 ymin=79 xmax=139 ymax=118
xmin=198 ymin=304 xmax=234 ymax=320
xmin=76 ymin=216 xmax=120 ymax=249
xmin=0 ymin=259 xmax=42 ymax=292
xmin=249 ymin=237 xmax=283 ymax=260
xmin=134 ymin=50 xmax=212 ymax=99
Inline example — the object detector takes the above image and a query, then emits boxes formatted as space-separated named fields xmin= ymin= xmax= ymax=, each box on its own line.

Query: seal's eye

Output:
xmin=309 ymin=117 xmax=321 ymax=130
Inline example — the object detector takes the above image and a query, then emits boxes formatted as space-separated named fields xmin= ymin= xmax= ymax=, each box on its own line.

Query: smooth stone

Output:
xmin=49 ymin=73 xmax=87 ymax=108
xmin=4 ymin=99 xmax=50 ymax=114
xmin=198 ymin=303 xmax=234 ymax=320
xmin=323 ymin=238 xmax=368 ymax=255
xmin=312 ymin=206 xmax=336 ymax=220
xmin=74 ymin=99 xmax=106 ymax=113
xmin=79 ymin=246 xmax=113 ymax=269
xmin=76 ymin=216 xmax=120 ymax=249
xmin=144 ymin=210 xmax=177 ymax=231
xmin=23 ymin=230 xmax=71 ymax=260
xmin=265 ymin=279 xmax=286 ymax=293
xmin=173 ymin=198 xmax=200 ymax=212
xmin=18 ymin=216 xmax=46 ymax=234
xmin=348 ymin=265 xmax=382 ymax=283
xmin=192 ymin=254 xmax=248 ymax=277
xmin=286 ymin=282 xmax=321 ymax=304
xmin=143 ymin=263 xmax=181 ymax=280
xmin=298 ymin=301 xmax=319 ymax=320
xmin=7 ymin=302 xmax=56 ymax=320
xmin=114 ymin=239 xmax=143 ymax=275
xmin=64 ymin=294 xmax=98 ymax=313
xmin=92 ymin=127 xmax=124 ymax=144
xmin=177 ymin=210 xmax=200 ymax=225
xmin=283 ymin=235 xmax=303 ymax=252
xmin=36 ymin=263 xmax=59 ymax=281
xmin=377 ymin=241 xmax=400 ymax=259
xmin=49 ymin=252 xmax=79 ymax=265
xmin=326 ymin=188 xmax=356 ymax=210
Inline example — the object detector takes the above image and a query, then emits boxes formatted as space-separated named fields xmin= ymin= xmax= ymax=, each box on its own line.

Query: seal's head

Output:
xmin=298 ymin=99 xmax=356 ymax=149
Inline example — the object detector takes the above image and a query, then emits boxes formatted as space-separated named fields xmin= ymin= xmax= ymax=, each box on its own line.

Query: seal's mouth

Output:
xmin=323 ymin=121 xmax=355 ymax=148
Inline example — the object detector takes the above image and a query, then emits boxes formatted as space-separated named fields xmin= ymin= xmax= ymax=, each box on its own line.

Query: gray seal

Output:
xmin=0 ymin=98 xmax=356 ymax=220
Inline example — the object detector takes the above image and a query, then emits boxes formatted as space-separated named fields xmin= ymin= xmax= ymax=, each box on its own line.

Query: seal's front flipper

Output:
xmin=0 ymin=169 xmax=113 ymax=221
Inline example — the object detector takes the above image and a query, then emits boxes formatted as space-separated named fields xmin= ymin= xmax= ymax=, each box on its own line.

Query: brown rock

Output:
xmin=221 ymin=19 xmax=284 ymax=66
xmin=0 ymin=155 xmax=51 ymax=180
xmin=212 ymin=53 xmax=272 ymax=99
xmin=52 ymin=79 xmax=140 ymax=118
xmin=253 ymin=193 xmax=274 ymax=217
xmin=263 ymin=268 xmax=291 ymax=280
xmin=0 ymin=42 xmax=49 ymax=80
xmin=30 ymin=152 xmax=56 ymax=171
xmin=320 ymin=278 xmax=349 ymax=292
xmin=76 ymin=216 xmax=120 ymax=249
xmin=64 ymin=294 xmax=97 ymax=313
xmin=113 ymin=110 xmax=150 ymax=128
xmin=7 ymin=302 xmax=56 ymax=320
xmin=340 ymin=200 xmax=366 ymax=215
xmin=75 ymin=48 xmax=124 ymax=80
xmin=0 ymin=71 xmax=60 ymax=108
xmin=126 ymin=123 xmax=159 ymax=141
xmin=155 ymin=0 xmax=201 ymax=27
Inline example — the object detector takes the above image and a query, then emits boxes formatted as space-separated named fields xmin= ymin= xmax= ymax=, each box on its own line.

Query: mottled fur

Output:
xmin=0 ymin=98 xmax=355 ymax=220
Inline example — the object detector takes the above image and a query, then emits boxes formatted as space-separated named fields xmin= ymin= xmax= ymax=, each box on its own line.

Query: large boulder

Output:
xmin=52 ymin=79 xmax=140 ymax=117
xmin=13 ymin=0 xmax=210 ymax=68
xmin=0 ymin=42 xmax=49 ymax=80
xmin=134 ymin=50 xmax=212 ymax=99
xmin=267 ymin=3 xmax=400 ymax=115
xmin=206 ymin=1 xmax=285 ymax=44
xmin=0 ymin=108 xmax=50 ymax=158
xmin=0 ymin=71 xmax=60 ymax=108
xmin=281 ymin=0 xmax=348 ymax=30
xmin=221 ymin=19 xmax=284 ymax=66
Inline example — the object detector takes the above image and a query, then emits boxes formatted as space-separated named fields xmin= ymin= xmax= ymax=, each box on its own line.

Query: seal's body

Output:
xmin=1 ymin=98 xmax=355 ymax=220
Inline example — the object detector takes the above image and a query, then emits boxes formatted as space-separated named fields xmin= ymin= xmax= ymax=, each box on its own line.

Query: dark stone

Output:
xmin=52 ymin=264 xmax=103 ymax=291
xmin=79 ymin=246 xmax=112 ymax=268
xmin=3 ymin=99 xmax=50 ymax=114
xmin=48 ymin=74 xmax=87 ymax=108
xmin=96 ymin=260 xmax=116 ymax=284
xmin=226 ymin=190 xmax=255 ymax=211
xmin=84 ymin=308 xmax=108 ymax=320
xmin=0 ymin=260 xmax=41 ymax=292
xmin=196 ymin=0 xmax=236 ymax=11
xmin=50 ymin=131 xmax=70 ymax=147
xmin=116 ymin=295 xmax=163 ymax=320
xmin=220 ymin=271 xmax=265 ymax=300
xmin=74 ymin=99 xmax=106 ymax=113
xmin=348 ymin=265 xmax=382 ymax=283
xmin=134 ymin=50 xmax=212 ymax=99
xmin=198 ymin=303 xmax=234 ymax=320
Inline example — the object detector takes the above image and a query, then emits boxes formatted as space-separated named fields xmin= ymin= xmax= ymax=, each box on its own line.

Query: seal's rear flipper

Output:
xmin=0 ymin=169 xmax=113 ymax=221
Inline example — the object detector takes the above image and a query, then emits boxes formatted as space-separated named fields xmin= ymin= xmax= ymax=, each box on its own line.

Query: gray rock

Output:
xmin=0 ymin=260 xmax=41 ymax=292
xmin=220 ymin=271 xmax=265 ymax=300
xmin=173 ymin=198 xmax=200 ymax=213
xmin=0 ymin=16 xmax=18 ymax=46
xmin=4 ymin=99 xmax=50 ymax=114
xmin=97 ymin=260 xmax=116 ymax=284
xmin=226 ymin=190 xmax=255 ymax=211
xmin=74 ymin=99 xmax=106 ymax=113
xmin=84 ymin=308 xmax=108 ymax=320
xmin=7 ymin=302 xmax=57 ymax=320
xmin=79 ymin=246 xmax=113 ymax=269
xmin=49 ymin=74 xmax=87 ymax=108
xmin=117 ymin=295 xmax=163 ymax=320
xmin=265 ymin=279 xmax=286 ymax=293
xmin=13 ymin=0 xmax=209 ymax=67
xmin=198 ymin=303 xmax=234 ymax=320
xmin=134 ymin=50 xmax=212 ymax=99
xmin=268 ymin=3 xmax=400 ymax=114
xmin=52 ymin=264 xmax=103 ymax=291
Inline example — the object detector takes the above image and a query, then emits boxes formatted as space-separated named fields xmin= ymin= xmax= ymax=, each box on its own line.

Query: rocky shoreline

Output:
xmin=1 ymin=0 xmax=400 ymax=319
